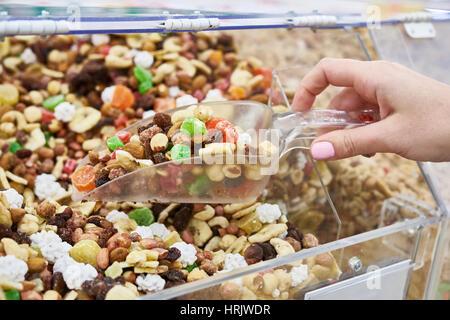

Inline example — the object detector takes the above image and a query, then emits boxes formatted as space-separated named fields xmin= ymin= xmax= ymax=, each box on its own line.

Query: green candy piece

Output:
xmin=44 ymin=131 xmax=53 ymax=146
xmin=42 ymin=94 xmax=65 ymax=111
xmin=187 ymin=174 xmax=211 ymax=196
xmin=171 ymin=144 xmax=191 ymax=161
xmin=5 ymin=289 xmax=21 ymax=300
xmin=186 ymin=262 xmax=198 ymax=273
xmin=106 ymin=136 xmax=124 ymax=151
xmin=9 ymin=141 xmax=22 ymax=153
xmin=129 ymin=207 xmax=154 ymax=226
xmin=133 ymin=66 xmax=153 ymax=84
xmin=138 ymin=81 xmax=153 ymax=94
xmin=180 ymin=116 xmax=206 ymax=136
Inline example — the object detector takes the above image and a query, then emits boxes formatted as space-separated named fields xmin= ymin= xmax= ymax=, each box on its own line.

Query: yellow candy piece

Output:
xmin=0 ymin=84 xmax=19 ymax=106
xmin=236 ymin=212 xmax=262 ymax=235
xmin=69 ymin=239 xmax=101 ymax=267
xmin=105 ymin=261 xmax=123 ymax=279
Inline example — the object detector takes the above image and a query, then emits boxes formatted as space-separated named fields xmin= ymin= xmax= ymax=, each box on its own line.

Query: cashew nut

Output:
xmin=193 ymin=205 xmax=215 ymax=221
xmin=1 ymin=111 xmax=27 ymax=130
xmin=204 ymin=236 xmax=221 ymax=252
xmin=187 ymin=218 xmax=213 ymax=247
xmin=208 ymin=216 xmax=229 ymax=229
xmin=248 ymin=224 xmax=288 ymax=243
xmin=269 ymin=238 xmax=295 ymax=257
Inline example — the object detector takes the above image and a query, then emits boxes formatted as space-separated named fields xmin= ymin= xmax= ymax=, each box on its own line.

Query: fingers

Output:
xmin=310 ymin=117 xmax=396 ymax=160
xmin=292 ymin=58 xmax=378 ymax=111
xmin=329 ymin=87 xmax=365 ymax=111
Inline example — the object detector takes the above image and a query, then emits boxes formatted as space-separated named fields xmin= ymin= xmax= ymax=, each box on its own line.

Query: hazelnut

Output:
xmin=36 ymin=200 xmax=56 ymax=219
xmin=150 ymin=133 xmax=168 ymax=152
xmin=285 ymin=237 xmax=301 ymax=251
xmin=219 ymin=282 xmax=240 ymax=300
xmin=302 ymin=233 xmax=319 ymax=248
xmin=244 ymin=243 xmax=263 ymax=265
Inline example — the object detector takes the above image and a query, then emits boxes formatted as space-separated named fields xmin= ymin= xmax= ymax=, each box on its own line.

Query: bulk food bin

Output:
xmin=0 ymin=3 xmax=448 ymax=301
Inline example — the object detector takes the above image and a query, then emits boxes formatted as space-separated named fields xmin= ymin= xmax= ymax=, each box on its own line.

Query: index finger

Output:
xmin=292 ymin=58 xmax=372 ymax=111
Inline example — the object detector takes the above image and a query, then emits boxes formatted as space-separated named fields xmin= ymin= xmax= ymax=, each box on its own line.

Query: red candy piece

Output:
xmin=114 ymin=115 xmax=128 ymax=128
xmin=206 ymin=117 xmax=226 ymax=130
xmin=192 ymin=89 xmax=205 ymax=102
xmin=110 ymin=147 xmax=122 ymax=160
xmin=215 ymin=120 xmax=238 ymax=143
xmin=115 ymin=131 xmax=131 ymax=143
xmin=40 ymin=108 xmax=55 ymax=123
xmin=159 ymin=176 xmax=178 ymax=193
xmin=63 ymin=158 xmax=77 ymax=175
xmin=100 ymin=44 xmax=111 ymax=56
xmin=254 ymin=67 xmax=273 ymax=89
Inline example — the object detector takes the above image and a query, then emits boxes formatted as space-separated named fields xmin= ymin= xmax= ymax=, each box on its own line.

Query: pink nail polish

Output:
xmin=311 ymin=142 xmax=335 ymax=160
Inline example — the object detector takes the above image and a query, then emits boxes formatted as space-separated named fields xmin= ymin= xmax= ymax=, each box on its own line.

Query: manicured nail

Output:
xmin=363 ymin=153 xmax=376 ymax=158
xmin=311 ymin=142 xmax=335 ymax=160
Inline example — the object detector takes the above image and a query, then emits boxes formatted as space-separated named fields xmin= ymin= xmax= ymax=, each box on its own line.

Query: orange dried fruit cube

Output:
xmin=154 ymin=97 xmax=176 ymax=112
xmin=209 ymin=50 xmax=223 ymax=64
xmin=229 ymin=86 xmax=246 ymax=100
xmin=112 ymin=85 xmax=135 ymax=110
xmin=71 ymin=165 xmax=96 ymax=192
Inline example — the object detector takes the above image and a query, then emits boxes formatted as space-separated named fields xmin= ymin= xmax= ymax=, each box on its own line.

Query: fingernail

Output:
xmin=311 ymin=142 xmax=335 ymax=160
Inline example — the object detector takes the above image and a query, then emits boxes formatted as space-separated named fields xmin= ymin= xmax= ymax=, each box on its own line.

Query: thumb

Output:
xmin=310 ymin=119 xmax=394 ymax=160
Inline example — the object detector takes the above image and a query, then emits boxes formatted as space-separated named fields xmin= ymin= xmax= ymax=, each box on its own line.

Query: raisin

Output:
xmin=0 ymin=224 xmax=13 ymax=240
xmin=57 ymin=228 xmax=73 ymax=244
xmin=153 ymin=113 xmax=172 ymax=129
xmin=172 ymin=205 xmax=193 ymax=232
xmin=144 ymin=139 xmax=153 ymax=160
xmin=152 ymin=152 xmax=167 ymax=164
xmin=48 ymin=215 xmax=67 ymax=228
xmin=258 ymin=242 xmax=277 ymax=261
xmin=52 ymin=272 xmax=67 ymax=296
xmin=164 ymin=280 xmax=185 ymax=289
xmin=60 ymin=207 xmax=73 ymax=220
xmin=286 ymin=222 xmax=303 ymax=242
xmin=166 ymin=247 xmax=181 ymax=262
xmin=95 ymin=174 xmax=110 ymax=187
xmin=15 ymin=130 xmax=28 ymax=145
xmin=137 ymin=93 xmax=156 ymax=111
xmin=12 ymin=232 xmax=31 ymax=245
xmin=86 ymin=216 xmax=102 ymax=227
xmin=98 ymin=228 xmax=117 ymax=248
xmin=165 ymin=269 xmax=184 ymax=282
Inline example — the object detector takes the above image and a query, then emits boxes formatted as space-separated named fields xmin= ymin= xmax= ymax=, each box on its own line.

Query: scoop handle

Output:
xmin=272 ymin=109 xmax=379 ymax=157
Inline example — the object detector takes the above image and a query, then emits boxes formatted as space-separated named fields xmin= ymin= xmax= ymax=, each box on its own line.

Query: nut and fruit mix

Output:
xmin=0 ymin=32 xmax=329 ymax=300
xmin=72 ymin=105 xmax=277 ymax=201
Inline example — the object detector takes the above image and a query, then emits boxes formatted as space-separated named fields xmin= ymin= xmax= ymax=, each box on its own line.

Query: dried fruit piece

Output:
xmin=112 ymin=85 xmax=135 ymax=110
xmin=180 ymin=116 xmax=206 ymax=137
xmin=171 ymin=144 xmax=191 ymax=161
xmin=115 ymin=131 xmax=131 ymax=144
xmin=205 ymin=117 xmax=226 ymax=130
xmin=154 ymin=97 xmax=176 ymax=112
xmin=139 ymin=81 xmax=153 ymax=94
xmin=9 ymin=142 xmax=22 ymax=153
xmin=253 ymin=67 xmax=273 ymax=89
xmin=187 ymin=174 xmax=211 ymax=196
xmin=128 ymin=207 xmax=154 ymax=226
xmin=42 ymin=95 xmax=65 ymax=111
xmin=71 ymin=165 xmax=96 ymax=192
xmin=69 ymin=239 xmax=101 ymax=267
xmin=5 ymin=289 xmax=21 ymax=300
xmin=106 ymin=136 xmax=125 ymax=152
xmin=236 ymin=212 xmax=262 ymax=235
xmin=133 ymin=66 xmax=153 ymax=84
xmin=0 ymin=84 xmax=19 ymax=105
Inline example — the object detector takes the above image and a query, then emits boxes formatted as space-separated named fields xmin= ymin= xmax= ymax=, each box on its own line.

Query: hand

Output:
xmin=292 ymin=58 xmax=450 ymax=162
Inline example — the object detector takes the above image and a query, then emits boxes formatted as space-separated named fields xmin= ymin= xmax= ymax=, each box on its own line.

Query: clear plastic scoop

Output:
xmin=71 ymin=101 xmax=378 ymax=203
